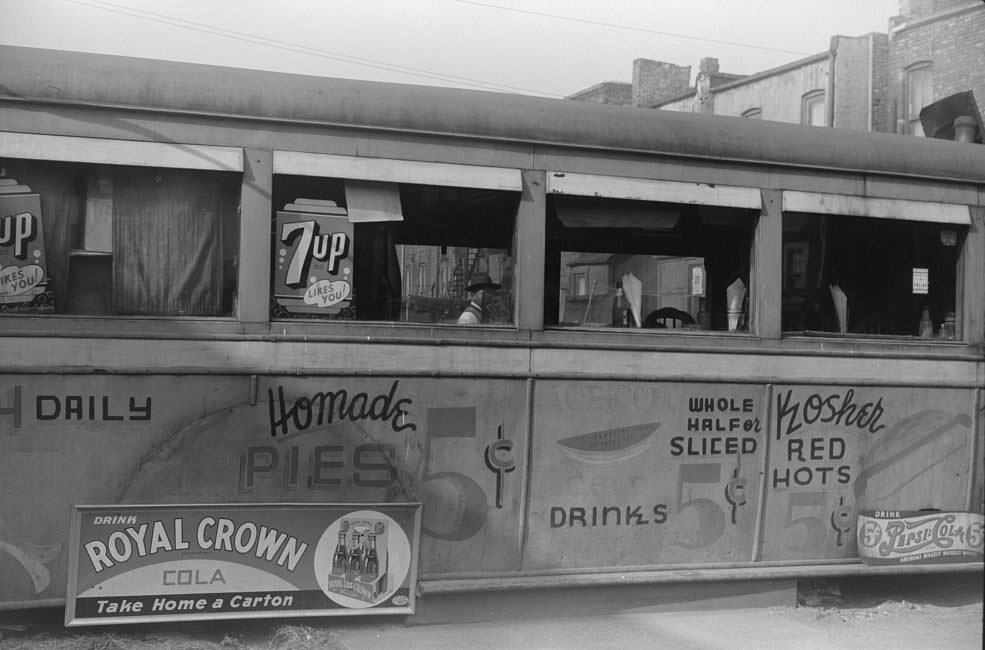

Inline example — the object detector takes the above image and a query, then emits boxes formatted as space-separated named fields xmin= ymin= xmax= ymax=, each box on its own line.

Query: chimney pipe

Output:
xmin=953 ymin=115 xmax=978 ymax=143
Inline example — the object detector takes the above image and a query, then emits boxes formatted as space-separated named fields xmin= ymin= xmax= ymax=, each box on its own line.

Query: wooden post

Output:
xmin=515 ymin=169 xmax=547 ymax=331
xmin=960 ymin=206 xmax=984 ymax=345
xmin=752 ymin=189 xmax=783 ymax=339
xmin=238 ymin=148 xmax=273 ymax=332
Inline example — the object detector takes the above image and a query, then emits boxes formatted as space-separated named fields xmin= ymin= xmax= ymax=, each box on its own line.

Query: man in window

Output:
xmin=457 ymin=273 xmax=500 ymax=325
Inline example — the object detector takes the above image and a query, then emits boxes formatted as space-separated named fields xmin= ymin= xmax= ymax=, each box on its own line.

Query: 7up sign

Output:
xmin=274 ymin=200 xmax=353 ymax=316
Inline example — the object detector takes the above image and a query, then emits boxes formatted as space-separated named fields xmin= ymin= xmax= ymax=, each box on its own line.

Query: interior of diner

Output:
xmin=544 ymin=195 xmax=758 ymax=332
xmin=542 ymin=193 xmax=964 ymax=338
xmin=781 ymin=213 xmax=964 ymax=337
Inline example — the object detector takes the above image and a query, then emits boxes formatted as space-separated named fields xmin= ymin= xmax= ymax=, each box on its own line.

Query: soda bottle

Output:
xmin=362 ymin=534 xmax=379 ymax=581
xmin=331 ymin=531 xmax=347 ymax=575
xmin=918 ymin=306 xmax=933 ymax=338
xmin=611 ymin=281 xmax=628 ymax=327
xmin=345 ymin=532 xmax=362 ymax=589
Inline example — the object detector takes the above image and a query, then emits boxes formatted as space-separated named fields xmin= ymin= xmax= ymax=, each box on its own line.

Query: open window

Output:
xmin=781 ymin=191 xmax=968 ymax=339
xmin=544 ymin=173 xmax=760 ymax=332
xmin=271 ymin=153 xmax=520 ymax=326
xmin=1 ymin=134 xmax=241 ymax=317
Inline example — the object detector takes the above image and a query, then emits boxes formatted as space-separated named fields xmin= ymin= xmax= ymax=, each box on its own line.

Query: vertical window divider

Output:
xmin=239 ymin=148 xmax=273 ymax=332
xmin=516 ymin=169 xmax=547 ymax=332
xmin=754 ymin=189 xmax=783 ymax=339
xmin=962 ymin=206 xmax=985 ymax=345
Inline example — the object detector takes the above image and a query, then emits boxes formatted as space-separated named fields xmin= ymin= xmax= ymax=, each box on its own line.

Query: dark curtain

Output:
xmin=112 ymin=168 xmax=224 ymax=315
xmin=354 ymin=223 xmax=402 ymax=320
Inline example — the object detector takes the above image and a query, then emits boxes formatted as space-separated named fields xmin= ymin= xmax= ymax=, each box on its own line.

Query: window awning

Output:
xmin=0 ymin=131 xmax=243 ymax=172
xmin=547 ymin=172 xmax=761 ymax=209
xmin=274 ymin=151 xmax=522 ymax=192
xmin=783 ymin=191 xmax=971 ymax=224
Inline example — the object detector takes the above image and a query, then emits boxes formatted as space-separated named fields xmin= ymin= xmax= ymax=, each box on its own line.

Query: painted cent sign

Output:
xmin=65 ymin=503 xmax=421 ymax=626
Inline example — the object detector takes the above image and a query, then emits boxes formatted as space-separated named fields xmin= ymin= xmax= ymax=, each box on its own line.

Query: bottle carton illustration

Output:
xmin=325 ymin=519 xmax=388 ymax=603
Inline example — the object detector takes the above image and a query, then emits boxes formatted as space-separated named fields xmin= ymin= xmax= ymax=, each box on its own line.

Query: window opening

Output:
xmin=546 ymin=195 xmax=757 ymax=332
xmin=0 ymin=158 xmax=240 ymax=317
xmin=271 ymin=175 xmax=517 ymax=325
xmin=781 ymin=212 xmax=964 ymax=339
xmin=906 ymin=64 xmax=933 ymax=136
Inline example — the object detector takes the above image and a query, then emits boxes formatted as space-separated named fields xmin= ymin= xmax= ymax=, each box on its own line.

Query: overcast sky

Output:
xmin=1 ymin=0 xmax=902 ymax=98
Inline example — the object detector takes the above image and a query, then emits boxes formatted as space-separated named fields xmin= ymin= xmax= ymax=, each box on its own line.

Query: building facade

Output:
xmin=568 ymin=0 xmax=984 ymax=137
xmin=888 ymin=0 xmax=985 ymax=135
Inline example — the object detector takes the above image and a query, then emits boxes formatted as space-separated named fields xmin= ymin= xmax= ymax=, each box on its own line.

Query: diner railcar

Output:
xmin=0 ymin=45 xmax=982 ymax=611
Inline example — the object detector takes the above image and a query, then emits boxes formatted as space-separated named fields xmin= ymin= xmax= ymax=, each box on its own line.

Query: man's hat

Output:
xmin=465 ymin=272 xmax=500 ymax=292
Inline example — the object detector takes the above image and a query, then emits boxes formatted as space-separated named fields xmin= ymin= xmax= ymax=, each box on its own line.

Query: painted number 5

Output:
xmin=783 ymin=492 xmax=826 ymax=553
xmin=674 ymin=463 xmax=725 ymax=549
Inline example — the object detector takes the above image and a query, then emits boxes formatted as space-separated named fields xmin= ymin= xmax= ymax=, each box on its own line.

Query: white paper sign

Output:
xmin=912 ymin=268 xmax=929 ymax=294
xmin=690 ymin=266 xmax=705 ymax=297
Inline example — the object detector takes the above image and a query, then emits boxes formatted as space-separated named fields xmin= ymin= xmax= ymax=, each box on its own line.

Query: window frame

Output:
xmin=0 ymin=132 xmax=242 ymax=172
xmin=782 ymin=191 xmax=970 ymax=225
xmin=270 ymin=152 xmax=524 ymax=327
xmin=801 ymin=90 xmax=826 ymax=127
xmin=780 ymin=190 xmax=972 ymax=340
xmin=545 ymin=172 xmax=762 ymax=334
xmin=0 ymin=132 xmax=244 ymax=322
xmin=905 ymin=63 xmax=933 ymax=137
xmin=272 ymin=152 xmax=521 ymax=192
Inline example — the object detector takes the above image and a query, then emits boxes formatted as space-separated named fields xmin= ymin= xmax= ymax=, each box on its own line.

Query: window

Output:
xmin=781 ymin=193 xmax=967 ymax=338
xmin=906 ymin=64 xmax=933 ymax=136
xmin=271 ymin=175 xmax=518 ymax=325
xmin=545 ymin=175 xmax=759 ymax=332
xmin=802 ymin=91 xmax=825 ymax=127
xmin=571 ymin=272 xmax=587 ymax=296
xmin=742 ymin=108 xmax=762 ymax=119
xmin=1 ymin=158 xmax=240 ymax=316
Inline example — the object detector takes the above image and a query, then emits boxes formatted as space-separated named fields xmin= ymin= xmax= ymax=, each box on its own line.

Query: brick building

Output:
xmin=568 ymin=0 xmax=984 ymax=137
xmin=888 ymin=0 xmax=985 ymax=135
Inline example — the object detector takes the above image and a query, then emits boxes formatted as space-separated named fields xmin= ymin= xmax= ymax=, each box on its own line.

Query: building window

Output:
xmin=571 ymin=272 xmax=587 ymax=296
xmin=271 ymin=176 xmax=517 ymax=325
xmin=741 ymin=108 xmax=762 ymax=119
xmin=1 ymin=158 xmax=240 ymax=316
xmin=802 ymin=91 xmax=826 ymax=127
xmin=906 ymin=64 xmax=933 ymax=136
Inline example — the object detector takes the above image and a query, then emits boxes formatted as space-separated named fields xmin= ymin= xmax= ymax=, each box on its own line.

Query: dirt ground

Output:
xmin=769 ymin=574 xmax=983 ymax=650
xmin=0 ymin=574 xmax=981 ymax=650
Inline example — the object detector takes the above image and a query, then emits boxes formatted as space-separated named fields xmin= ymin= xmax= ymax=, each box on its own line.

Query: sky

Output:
xmin=0 ymin=0 xmax=903 ymax=99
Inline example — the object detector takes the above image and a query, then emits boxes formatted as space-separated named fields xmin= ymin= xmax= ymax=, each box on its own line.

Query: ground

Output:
xmin=0 ymin=574 xmax=981 ymax=650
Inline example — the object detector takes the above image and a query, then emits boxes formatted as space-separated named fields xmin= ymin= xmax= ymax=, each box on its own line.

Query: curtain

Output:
xmin=113 ymin=168 xmax=224 ymax=315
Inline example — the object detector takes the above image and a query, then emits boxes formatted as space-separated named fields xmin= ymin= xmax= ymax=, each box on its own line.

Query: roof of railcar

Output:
xmin=2 ymin=45 xmax=985 ymax=185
